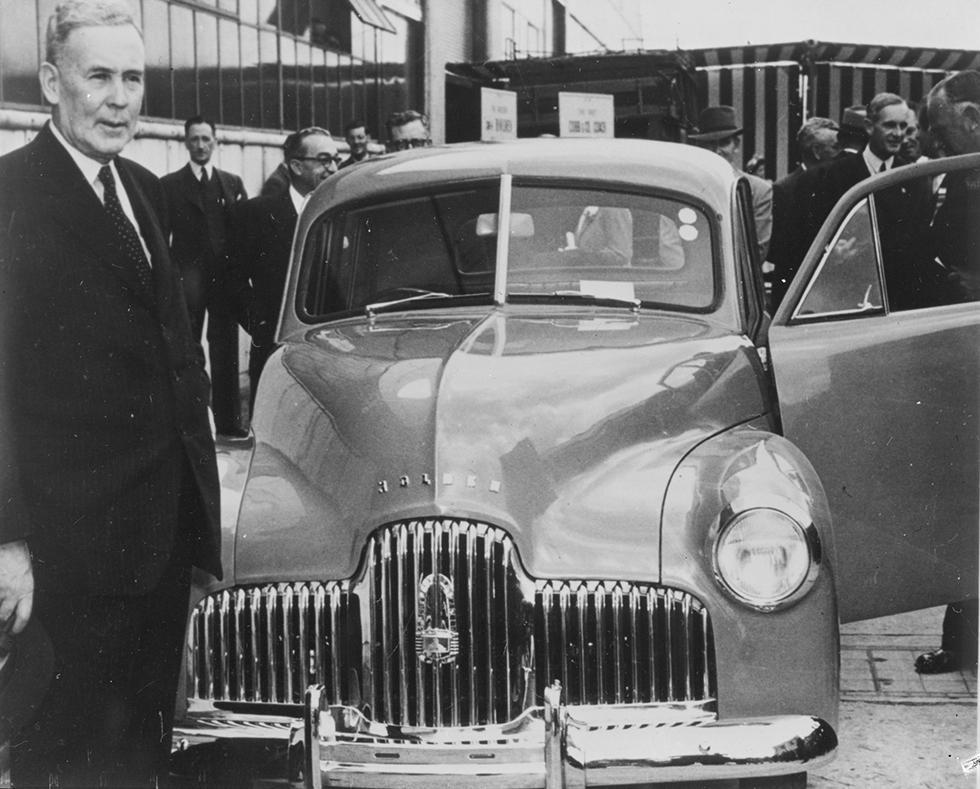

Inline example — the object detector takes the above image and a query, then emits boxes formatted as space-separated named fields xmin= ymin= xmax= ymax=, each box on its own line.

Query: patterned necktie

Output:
xmin=98 ymin=165 xmax=153 ymax=295
xmin=199 ymin=167 xmax=209 ymax=188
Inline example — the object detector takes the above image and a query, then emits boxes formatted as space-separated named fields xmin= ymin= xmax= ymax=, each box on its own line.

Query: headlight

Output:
xmin=713 ymin=508 xmax=818 ymax=611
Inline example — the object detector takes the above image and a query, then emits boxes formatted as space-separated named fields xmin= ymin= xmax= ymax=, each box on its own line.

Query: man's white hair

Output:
xmin=45 ymin=0 xmax=141 ymax=66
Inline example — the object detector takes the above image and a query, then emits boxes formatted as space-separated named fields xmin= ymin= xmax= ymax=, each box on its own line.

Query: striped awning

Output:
xmin=688 ymin=41 xmax=980 ymax=72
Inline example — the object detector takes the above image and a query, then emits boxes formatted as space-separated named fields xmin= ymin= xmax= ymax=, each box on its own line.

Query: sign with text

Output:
xmin=558 ymin=91 xmax=614 ymax=138
xmin=481 ymin=87 xmax=517 ymax=141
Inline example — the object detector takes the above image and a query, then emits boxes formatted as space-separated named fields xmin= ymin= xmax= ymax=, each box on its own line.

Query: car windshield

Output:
xmin=299 ymin=179 xmax=715 ymax=320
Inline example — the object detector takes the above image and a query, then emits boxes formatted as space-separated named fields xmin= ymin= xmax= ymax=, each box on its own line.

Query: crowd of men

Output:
xmin=0 ymin=0 xmax=977 ymax=786
xmin=691 ymin=90 xmax=976 ymax=313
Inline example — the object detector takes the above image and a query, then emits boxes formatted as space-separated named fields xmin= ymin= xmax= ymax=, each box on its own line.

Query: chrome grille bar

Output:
xmin=397 ymin=524 xmax=410 ymax=725
xmin=535 ymin=580 xmax=714 ymax=705
xmin=465 ymin=536 xmax=477 ymax=721
xmin=186 ymin=520 xmax=715 ymax=723
xmin=187 ymin=581 xmax=354 ymax=705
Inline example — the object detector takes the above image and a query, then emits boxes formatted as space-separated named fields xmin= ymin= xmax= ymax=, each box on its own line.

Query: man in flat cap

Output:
xmin=691 ymin=105 xmax=772 ymax=263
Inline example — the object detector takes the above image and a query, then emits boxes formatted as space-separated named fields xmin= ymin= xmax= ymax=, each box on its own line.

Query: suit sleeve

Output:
xmin=226 ymin=200 xmax=256 ymax=335
xmin=0 ymin=199 xmax=33 ymax=543
xmin=752 ymin=178 xmax=773 ymax=262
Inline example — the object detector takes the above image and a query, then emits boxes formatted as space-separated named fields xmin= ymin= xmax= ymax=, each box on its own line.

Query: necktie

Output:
xmin=879 ymin=161 xmax=887 ymax=173
xmin=199 ymin=168 xmax=209 ymax=188
xmin=98 ymin=165 xmax=154 ymax=295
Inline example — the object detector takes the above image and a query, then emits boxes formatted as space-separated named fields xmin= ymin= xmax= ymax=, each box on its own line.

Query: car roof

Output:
xmin=306 ymin=138 xmax=737 ymax=214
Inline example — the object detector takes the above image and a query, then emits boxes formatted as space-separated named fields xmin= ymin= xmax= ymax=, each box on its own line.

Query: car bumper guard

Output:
xmin=172 ymin=682 xmax=837 ymax=788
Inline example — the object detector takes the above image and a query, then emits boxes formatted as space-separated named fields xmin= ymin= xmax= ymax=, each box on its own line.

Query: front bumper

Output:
xmin=172 ymin=683 xmax=836 ymax=788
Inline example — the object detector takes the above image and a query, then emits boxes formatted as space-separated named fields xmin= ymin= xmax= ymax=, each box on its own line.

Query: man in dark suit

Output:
xmin=769 ymin=116 xmax=839 ymax=307
xmin=162 ymin=116 xmax=248 ymax=437
xmin=913 ymin=69 xmax=980 ymax=674
xmin=229 ymin=127 xmax=340 ymax=413
xmin=801 ymin=93 xmax=938 ymax=310
xmin=0 ymin=2 xmax=221 ymax=784
xmin=810 ymin=93 xmax=911 ymax=230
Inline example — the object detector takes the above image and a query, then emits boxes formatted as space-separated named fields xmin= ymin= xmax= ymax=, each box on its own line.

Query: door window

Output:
xmin=794 ymin=199 xmax=883 ymax=320
xmin=792 ymin=163 xmax=980 ymax=321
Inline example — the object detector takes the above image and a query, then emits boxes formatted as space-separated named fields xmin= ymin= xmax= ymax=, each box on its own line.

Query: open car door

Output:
xmin=769 ymin=154 xmax=980 ymax=623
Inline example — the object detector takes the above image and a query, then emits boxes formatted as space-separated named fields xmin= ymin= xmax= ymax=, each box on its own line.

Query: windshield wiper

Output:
xmin=362 ymin=289 xmax=492 ymax=319
xmin=548 ymin=290 xmax=642 ymax=312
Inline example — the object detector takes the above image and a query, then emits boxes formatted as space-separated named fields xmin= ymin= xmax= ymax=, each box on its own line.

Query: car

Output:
xmin=170 ymin=139 xmax=979 ymax=788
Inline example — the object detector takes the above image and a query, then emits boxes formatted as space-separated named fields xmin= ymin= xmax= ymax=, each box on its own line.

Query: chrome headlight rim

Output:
xmin=709 ymin=500 xmax=822 ymax=613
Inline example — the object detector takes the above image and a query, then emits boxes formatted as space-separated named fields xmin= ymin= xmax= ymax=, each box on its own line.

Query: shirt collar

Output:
xmin=863 ymin=147 xmax=892 ymax=176
xmin=190 ymin=161 xmax=213 ymax=180
xmin=49 ymin=121 xmax=111 ymax=193
xmin=288 ymin=183 xmax=307 ymax=215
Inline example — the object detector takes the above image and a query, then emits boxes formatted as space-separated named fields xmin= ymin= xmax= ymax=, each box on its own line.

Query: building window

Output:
xmin=0 ymin=0 xmax=415 ymax=138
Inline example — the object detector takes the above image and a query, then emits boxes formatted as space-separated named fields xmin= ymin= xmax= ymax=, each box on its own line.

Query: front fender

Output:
xmin=661 ymin=424 xmax=839 ymax=728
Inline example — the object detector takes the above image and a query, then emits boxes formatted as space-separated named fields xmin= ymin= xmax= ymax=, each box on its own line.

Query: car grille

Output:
xmin=187 ymin=519 xmax=715 ymax=727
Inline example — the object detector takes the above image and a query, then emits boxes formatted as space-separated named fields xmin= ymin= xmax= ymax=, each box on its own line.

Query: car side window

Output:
xmin=794 ymin=165 xmax=979 ymax=321
xmin=795 ymin=199 xmax=883 ymax=319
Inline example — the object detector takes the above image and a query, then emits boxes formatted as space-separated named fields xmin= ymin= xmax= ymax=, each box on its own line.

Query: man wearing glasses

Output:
xmin=386 ymin=109 xmax=432 ymax=151
xmin=228 ymin=127 xmax=340 ymax=415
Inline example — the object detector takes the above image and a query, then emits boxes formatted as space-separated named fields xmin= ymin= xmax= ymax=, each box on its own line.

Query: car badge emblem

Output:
xmin=416 ymin=573 xmax=459 ymax=665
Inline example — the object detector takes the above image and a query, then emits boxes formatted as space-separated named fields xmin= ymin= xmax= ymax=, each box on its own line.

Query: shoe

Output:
xmin=914 ymin=648 xmax=971 ymax=674
xmin=217 ymin=427 xmax=249 ymax=440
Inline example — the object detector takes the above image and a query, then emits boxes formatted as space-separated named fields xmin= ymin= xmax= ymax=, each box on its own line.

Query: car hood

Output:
xmin=234 ymin=307 xmax=768 ymax=584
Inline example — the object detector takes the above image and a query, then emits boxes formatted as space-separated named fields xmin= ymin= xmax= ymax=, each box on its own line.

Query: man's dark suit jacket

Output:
xmin=769 ymin=165 xmax=814 ymax=306
xmin=228 ymin=191 xmax=298 ymax=348
xmin=803 ymin=151 xmax=939 ymax=311
xmin=161 ymin=163 xmax=247 ymax=330
xmin=0 ymin=123 xmax=222 ymax=594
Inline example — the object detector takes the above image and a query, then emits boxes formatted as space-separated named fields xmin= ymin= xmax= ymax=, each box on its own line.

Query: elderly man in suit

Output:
xmin=0 ymin=1 xmax=221 ymax=785
xmin=768 ymin=116 xmax=839 ymax=307
xmin=912 ymin=70 xmax=980 ymax=674
xmin=162 ymin=116 xmax=248 ymax=437
xmin=690 ymin=105 xmax=772 ymax=263
xmin=229 ymin=127 xmax=340 ymax=414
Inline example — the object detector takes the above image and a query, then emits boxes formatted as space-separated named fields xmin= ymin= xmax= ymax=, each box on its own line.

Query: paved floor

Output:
xmin=840 ymin=605 xmax=976 ymax=703
xmin=810 ymin=606 xmax=978 ymax=788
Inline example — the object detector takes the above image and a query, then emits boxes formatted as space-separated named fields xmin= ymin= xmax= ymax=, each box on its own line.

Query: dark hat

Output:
xmin=690 ymin=106 xmax=743 ymax=141
xmin=840 ymin=106 xmax=868 ymax=133
xmin=0 ymin=617 xmax=54 ymax=743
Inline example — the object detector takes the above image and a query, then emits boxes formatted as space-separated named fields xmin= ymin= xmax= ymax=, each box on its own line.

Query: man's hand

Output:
xmin=0 ymin=539 xmax=33 ymax=634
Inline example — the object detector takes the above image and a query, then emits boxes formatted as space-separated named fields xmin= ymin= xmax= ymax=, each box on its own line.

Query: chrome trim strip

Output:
xmin=397 ymin=523 xmax=410 ymax=725
xmin=234 ymin=589 xmax=246 ymax=700
xmin=283 ymin=585 xmax=294 ymax=703
xmin=381 ymin=529 xmax=393 ymax=721
xmin=466 ymin=524 xmax=477 ymax=724
xmin=484 ymin=528 xmax=495 ymax=723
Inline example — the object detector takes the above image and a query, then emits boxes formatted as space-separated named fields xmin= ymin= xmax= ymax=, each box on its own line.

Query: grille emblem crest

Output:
xmin=416 ymin=573 xmax=459 ymax=665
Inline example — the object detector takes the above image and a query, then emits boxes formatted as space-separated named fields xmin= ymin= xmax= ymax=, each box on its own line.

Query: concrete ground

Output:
xmin=809 ymin=606 xmax=977 ymax=788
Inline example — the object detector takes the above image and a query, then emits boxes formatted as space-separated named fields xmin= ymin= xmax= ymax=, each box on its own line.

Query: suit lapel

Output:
xmin=29 ymin=126 xmax=151 ymax=306
xmin=216 ymin=169 xmax=234 ymax=206
xmin=180 ymin=163 xmax=205 ymax=212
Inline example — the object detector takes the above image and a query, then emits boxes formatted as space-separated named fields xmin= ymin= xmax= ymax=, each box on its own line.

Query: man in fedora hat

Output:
xmin=690 ymin=105 xmax=772 ymax=263
xmin=837 ymin=105 xmax=869 ymax=156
